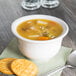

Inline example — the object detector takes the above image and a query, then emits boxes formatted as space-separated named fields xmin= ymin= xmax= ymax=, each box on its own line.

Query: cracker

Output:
xmin=0 ymin=58 xmax=16 ymax=75
xmin=11 ymin=59 xmax=38 ymax=76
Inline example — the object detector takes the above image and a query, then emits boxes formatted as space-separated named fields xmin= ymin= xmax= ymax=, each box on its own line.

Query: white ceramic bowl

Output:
xmin=11 ymin=15 xmax=69 ymax=61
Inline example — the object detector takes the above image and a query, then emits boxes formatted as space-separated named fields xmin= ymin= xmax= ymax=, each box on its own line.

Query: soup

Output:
xmin=17 ymin=19 xmax=63 ymax=40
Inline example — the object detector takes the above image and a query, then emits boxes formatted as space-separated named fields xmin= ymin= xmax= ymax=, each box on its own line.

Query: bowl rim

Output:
xmin=11 ymin=14 xmax=69 ymax=43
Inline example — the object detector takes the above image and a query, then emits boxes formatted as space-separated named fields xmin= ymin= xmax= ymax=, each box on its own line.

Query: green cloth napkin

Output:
xmin=0 ymin=38 xmax=72 ymax=76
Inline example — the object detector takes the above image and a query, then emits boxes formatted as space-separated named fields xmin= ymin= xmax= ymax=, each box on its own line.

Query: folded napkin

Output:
xmin=0 ymin=38 xmax=72 ymax=76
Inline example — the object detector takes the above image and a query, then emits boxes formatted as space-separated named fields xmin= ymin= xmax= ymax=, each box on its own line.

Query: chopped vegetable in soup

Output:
xmin=17 ymin=19 xmax=63 ymax=40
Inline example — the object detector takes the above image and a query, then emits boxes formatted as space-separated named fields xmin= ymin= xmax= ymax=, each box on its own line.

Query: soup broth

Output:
xmin=17 ymin=19 xmax=63 ymax=40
